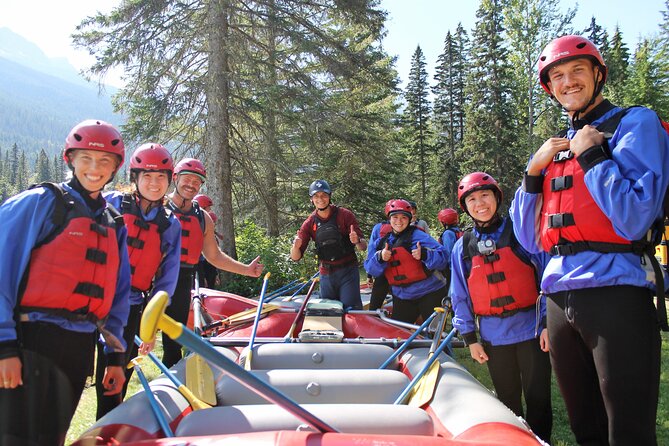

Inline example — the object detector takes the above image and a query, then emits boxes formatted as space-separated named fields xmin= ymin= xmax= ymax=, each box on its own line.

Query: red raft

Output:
xmin=74 ymin=288 xmax=544 ymax=446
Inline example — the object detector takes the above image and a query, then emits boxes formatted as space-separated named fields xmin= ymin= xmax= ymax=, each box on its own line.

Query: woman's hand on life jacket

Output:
xmin=539 ymin=328 xmax=550 ymax=352
xmin=570 ymin=125 xmax=604 ymax=157
xmin=527 ymin=137 xmax=571 ymax=176
xmin=349 ymin=225 xmax=359 ymax=244
xmin=469 ymin=343 xmax=488 ymax=364
xmin=412 ymin=241 xmax=422 ymax=260
xmin=0 ymin=356 xmax=23 ymax=389
xmin=381 ymin=243 xmax=392 ymax=262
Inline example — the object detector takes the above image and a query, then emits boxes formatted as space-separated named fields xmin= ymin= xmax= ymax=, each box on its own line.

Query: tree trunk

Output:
xmin=264 ymin=1 xmax=280 ymax=237
xmin=207 ymin=0 xmax=237 ymax=262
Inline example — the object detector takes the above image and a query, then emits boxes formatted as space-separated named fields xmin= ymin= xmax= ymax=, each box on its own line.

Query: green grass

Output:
xmin=66 ymin=332 xmax=669 ymax=446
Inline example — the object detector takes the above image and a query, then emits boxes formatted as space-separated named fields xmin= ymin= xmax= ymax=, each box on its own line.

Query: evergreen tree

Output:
xmin=52 ymin=153 xmax=64 ymax=182
xmin=504 ymin=0 xmax=575 ymax=155
xmin=17 ymin=150 xmax=28 ymax=192
xmin=459 ymin=0 xmax=519 ymax=204
xmin=605 ymin=26 xmax=630 ymax=105
xmin=35 ymin=149 xmax=51 ymax=184
xmin=625 ymin=39 xmax=668 ymax=113
xmin=583 ymin=16 xmax=605 ymax=47
xmin=75 ymin=0 xmax=396 ymax=252
xmin=432 ymin=25 xmax=469 ymax=208
xmin=9 ymin=143 xmax=18 ymax=186
xmin=403 ymin=45 xmax=431 ymax=202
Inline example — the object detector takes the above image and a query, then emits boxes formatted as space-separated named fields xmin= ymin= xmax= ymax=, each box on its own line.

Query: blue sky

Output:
xmin=0 ymin=0 xmax=666 ymax=88
xmin=381 ymin=0 xmax=668 ymax=88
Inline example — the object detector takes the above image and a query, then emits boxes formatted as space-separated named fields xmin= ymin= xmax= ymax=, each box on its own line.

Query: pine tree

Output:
xmin=52 ymin=153 xmax=64 ymax=182
xmin=9 ymin=143 xmax=18 ymax=186
xmin=35 ymin=149 xmax=51 ymax=183
xmin=583 ymin=16 xmax=605 ymax=47
xmin=432 ymin=25 xmax=469 ymax=208
xmin=459 ymin=0 xmax=519 ymax=204
xmin=403 ymin=45 xmax=431 ymax=202
xmin=504 ymin=0 xmax=575 ymax=155
xmin=605 ymin=26 xmax=630 ymax=105
xmin=17 ymin=150 xmax=28 ymax=192
xmin=625 ymin=39 xmax=668 ymax=113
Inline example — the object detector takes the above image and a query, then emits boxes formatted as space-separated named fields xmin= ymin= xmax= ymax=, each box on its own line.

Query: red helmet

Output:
xmin=383 ymin=199 xmax=395 ymax=217
xmin=538 ymin=35 xmax=607 ymax=96
xmin=438 ymin=208 xmax=459 ymax=226
xmin=63 ymin=120 xmax=125 ymax=166
xmin=207 ymin=211 xmax=218 ymax=224
xmin=174 ymin=158 xmax=206 ymax=181
xmin=130 ymin=143 xmax=173 ymax=174
xmin=458 ymin=172 xmax=503 ymax=211
xmin=194 ymin=194 xmax=213 ymax=208
xmin=386 ymin=199 xmax=413 ymax=219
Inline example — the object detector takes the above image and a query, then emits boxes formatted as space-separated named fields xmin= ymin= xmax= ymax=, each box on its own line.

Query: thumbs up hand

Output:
xmin=381 ymin=242 xmax=392 ymax=262
xmin=412 ymin=241 xmax=422 ymax=260
xmin=349 ymin=225 xmax=359 ymax=244
xmin=292 ymin=231 xmax=303 ymax=250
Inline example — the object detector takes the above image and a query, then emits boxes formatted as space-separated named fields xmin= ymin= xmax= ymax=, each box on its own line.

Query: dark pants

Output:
xmin=163 ymin=267 xmax=194 ymax=367
xmin=319 ymin=264 xmax=363 ymax=310
xmin=95 ymin=302 xmax=144 ymax=419
xmin=548 ymin=286 xmax=660 ymax=446
xmin=392 ymin=286 xmax=446 ymax=324
xmin=0 ymin=322 xmax=96 ymax=446
xmin=369 ymin=274 xmax=390 ymax=310
xmin=197 ymin=259 xmax=218 ymax=289
xmin=484 ymin=338 xmax=553 ymax=443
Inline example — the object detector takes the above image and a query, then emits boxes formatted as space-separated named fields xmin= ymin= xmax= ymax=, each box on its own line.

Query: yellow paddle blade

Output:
xmin=407 ymin=358 xmax=441 ymax=407
xmin=185 ymin=353 xmax=217 ymax=406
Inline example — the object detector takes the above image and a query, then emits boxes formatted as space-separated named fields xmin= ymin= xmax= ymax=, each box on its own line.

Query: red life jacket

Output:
xmin=169 ymin=201 xmax=205 ymax=267
xmin=20 ymin=183 xmax=121 ymax=321
xmin=463 ymin=222 xmax=539 ymax=317
xmin=380 ymin=226 xmax=430 ymax=286
xmin=120 ymin=194 xmax=171 ymax=292
xmin=312 ymin=207 xmax=355 ymax=263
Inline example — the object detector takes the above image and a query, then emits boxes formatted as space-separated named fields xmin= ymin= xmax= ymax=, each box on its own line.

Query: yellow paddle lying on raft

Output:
xmin=407 ymin=307 xmax=447 ymax=407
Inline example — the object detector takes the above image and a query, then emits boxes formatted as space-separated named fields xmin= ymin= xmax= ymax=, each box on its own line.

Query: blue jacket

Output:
xmin=365 ymin=224 xmax=449 ymax=300
xmin=450 ymin=217 xmax=548 ymax=346
xmin=104 ymin=191 xmax=182 ymax=305
xmin=439 ymin=226 xmax=461 ymax=262
xmin=510 ymin=104 xmax=669 ymax=294
xmin=0 ymin=183 xmax=131 ymax=356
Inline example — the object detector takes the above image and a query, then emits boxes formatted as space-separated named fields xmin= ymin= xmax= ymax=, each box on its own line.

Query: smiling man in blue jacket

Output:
xmin=510 ymin=36 xmax=669 ymax=446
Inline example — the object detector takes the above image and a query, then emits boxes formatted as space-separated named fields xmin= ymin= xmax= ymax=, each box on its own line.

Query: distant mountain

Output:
xmin=0 ymin=28 xmax=123 ymax=156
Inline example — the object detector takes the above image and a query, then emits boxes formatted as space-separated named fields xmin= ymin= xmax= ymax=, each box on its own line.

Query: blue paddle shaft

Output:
xmin=134 ymin=363 xmax=175 ymax=437
xmin=393 ymin=327 xmax=458 ymax=405
xmin=379 ymin=311 xmax=437 ymax=370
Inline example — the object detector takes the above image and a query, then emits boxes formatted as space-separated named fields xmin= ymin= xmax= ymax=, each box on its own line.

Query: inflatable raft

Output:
xmin=73 ymin=286 xmax=544 ymax=446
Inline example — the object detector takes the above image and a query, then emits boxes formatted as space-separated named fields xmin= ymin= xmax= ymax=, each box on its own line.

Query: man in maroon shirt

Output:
xmin=290 ymin=180 xmax=367 ymax=309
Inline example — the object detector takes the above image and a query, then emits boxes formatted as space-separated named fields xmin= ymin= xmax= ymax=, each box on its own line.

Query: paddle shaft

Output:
xmin=393 ymin=327 xmax=457 ymax=405
xmin=280 ymin=271 xmax=319 ymax=302
xmin=378 ymin=311 xmax=438 ymax=370
xmin=133 ymin=361 xmax=175 ymax=437
xmin=245 ymin=272 xmax=271 ymax=370
xmin=284 ymin=278 xmax=319 ymax=339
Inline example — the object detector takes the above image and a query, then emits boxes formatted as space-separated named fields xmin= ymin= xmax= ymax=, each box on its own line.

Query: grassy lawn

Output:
xmin=66 ymin=331 xmax=669 ymax=446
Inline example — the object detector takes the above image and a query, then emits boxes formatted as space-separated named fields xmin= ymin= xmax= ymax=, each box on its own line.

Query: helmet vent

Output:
xmin=111 ymin=139 xmax=120 ymax=146
xmin=539 ymin=55 xmax=546 ymax=61
xmin=576 ymin=42 xmax=586 ymax=49
xmin=161 ymin=158 xmax=169 ymax=165
xmin=74 ymin=133 xmax=83 ymax=142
